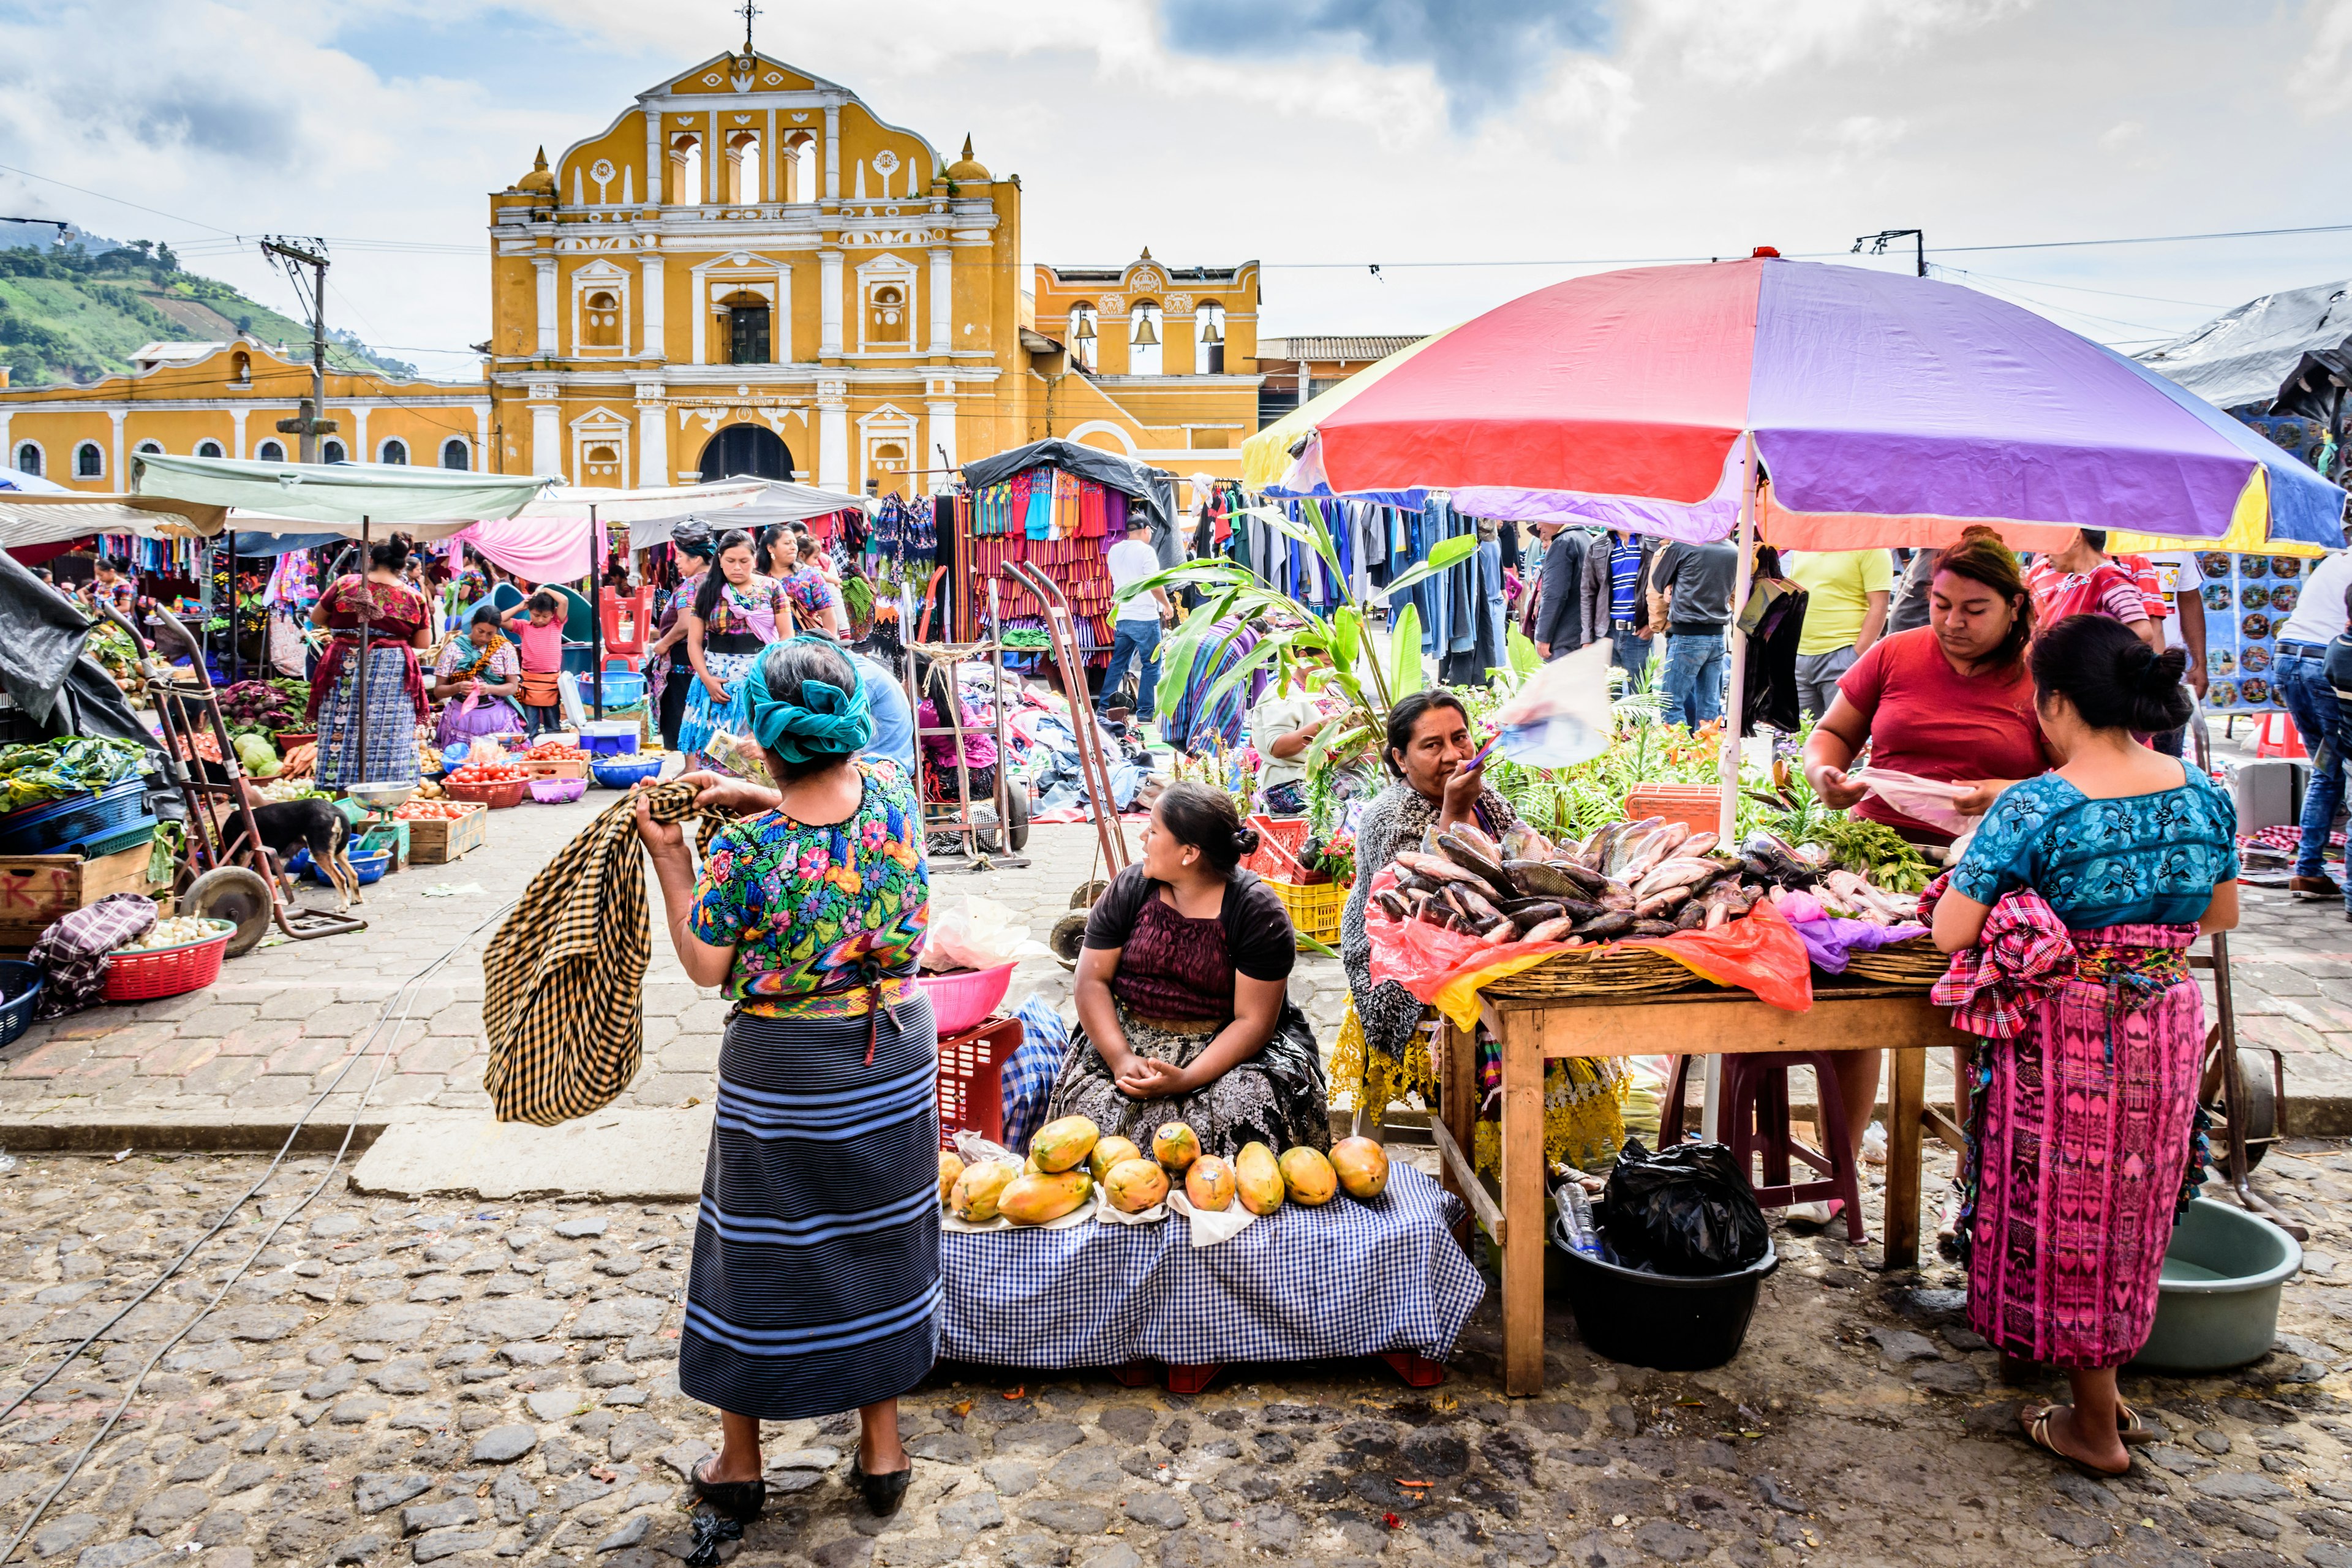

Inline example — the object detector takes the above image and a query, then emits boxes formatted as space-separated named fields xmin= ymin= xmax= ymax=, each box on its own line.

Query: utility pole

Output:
xmin=260 ymin=238 xmax=337 ymax=461
xmin=1852 ymin=228 xmax=1926 ymax=277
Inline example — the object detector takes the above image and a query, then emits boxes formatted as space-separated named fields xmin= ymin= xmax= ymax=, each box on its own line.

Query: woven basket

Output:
xmin=1841 ymin=935 xmax=1948 ymax=987
xmin=1482 ymin=941 xmax=1700 ymax=1000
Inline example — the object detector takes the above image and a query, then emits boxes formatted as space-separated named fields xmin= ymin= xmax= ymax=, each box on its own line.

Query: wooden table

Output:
xmin=1430 ymin=981 xmax=1972 ymax=1396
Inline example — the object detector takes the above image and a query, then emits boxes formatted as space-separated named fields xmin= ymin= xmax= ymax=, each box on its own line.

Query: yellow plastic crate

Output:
xmin=1266 ymin=876 xmax=1346 ymax=944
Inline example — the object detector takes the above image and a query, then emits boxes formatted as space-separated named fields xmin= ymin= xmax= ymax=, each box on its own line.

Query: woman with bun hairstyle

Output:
xmin=1042 ymin=780 xmax=1327 ymax=1156
xmin=306 ymin=533 xmax=432 ymax=789
xmin=1929 ymin=614 xmax=2241 ymax=1477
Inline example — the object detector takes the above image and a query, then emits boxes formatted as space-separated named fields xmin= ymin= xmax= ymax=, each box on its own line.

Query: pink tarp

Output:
xmin=455 ymin=516 xmax=607 ymax=584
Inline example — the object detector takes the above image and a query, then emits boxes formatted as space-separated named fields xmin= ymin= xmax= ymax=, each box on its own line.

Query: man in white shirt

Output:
xmin=1101 ymin=515 xmax=1174 ymax=722
xmin=2273 ymin=545 xmax=2352 ymax=900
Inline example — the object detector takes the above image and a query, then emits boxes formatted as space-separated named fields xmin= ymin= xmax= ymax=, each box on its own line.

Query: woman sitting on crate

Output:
xmin=1336 ymin=690 xmax=1625 ymax=1168
xmin=429 ymin=606 xmax=529 ymax=754
xmin=1042 ymin=781 xmax=1329 ymax=1157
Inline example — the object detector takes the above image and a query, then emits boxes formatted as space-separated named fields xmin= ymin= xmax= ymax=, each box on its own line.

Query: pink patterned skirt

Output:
xmin=1964 ymin=923 xmax=2204 ymax=1368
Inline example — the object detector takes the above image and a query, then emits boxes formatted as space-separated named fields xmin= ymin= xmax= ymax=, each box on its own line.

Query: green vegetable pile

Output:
xmin=0 ymin=736 xmax=149 ymax=813
xmin=217 ymin=679 xmax=309 ymax=738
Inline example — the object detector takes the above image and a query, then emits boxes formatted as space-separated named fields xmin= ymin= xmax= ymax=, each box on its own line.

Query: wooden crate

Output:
xmin=0 ymin=845 xmax=159 ymax=947
xmin=404 ymin=804 xmax=490 ymax=865
xmin=518 ymin=758 xmax=589 ymax=781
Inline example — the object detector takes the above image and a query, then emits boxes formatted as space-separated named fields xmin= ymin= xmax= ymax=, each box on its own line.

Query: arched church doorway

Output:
xmin=698 ymin=424 xmax=793 ymax=482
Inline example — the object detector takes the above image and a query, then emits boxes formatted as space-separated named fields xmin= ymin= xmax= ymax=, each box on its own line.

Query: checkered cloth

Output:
xmin=1924 ymin=873 xmax=2073 ymax=1039
xmin=1000 ymin=994 xmax=1071 ymax=1152
xmin=940 ymin=1164 xmax=1483 ymax=1368
xmin=30 ymin=892 xmax=156 ymax=1019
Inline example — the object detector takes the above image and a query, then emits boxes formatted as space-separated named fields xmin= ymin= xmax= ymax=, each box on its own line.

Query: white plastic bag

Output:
xmin=924 ymin=894 xmax=1050 ymax=973
xmin=1852 ymin=767 xmax=1981 ymax=839
xmin=1488 ymin=639 xmax=1615 ymax=768
xmin=1167 ymin=1188 xmax=1256 ymax=1248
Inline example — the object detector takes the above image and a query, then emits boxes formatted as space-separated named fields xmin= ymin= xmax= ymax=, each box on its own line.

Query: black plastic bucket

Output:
xmin=1550 ymin=1212 xmax=1778 ymax=1371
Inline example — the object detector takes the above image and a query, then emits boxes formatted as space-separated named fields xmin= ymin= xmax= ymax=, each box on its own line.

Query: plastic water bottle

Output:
xmin=1561 ymin=1186 xmax=1604 ymax=1257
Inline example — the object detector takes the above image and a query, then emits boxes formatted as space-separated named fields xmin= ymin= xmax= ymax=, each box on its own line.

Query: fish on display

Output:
xmin=1436 ymin=829 xmax=1521 ymax=902
xmin=1395 ymin=850 xmax=1483 ymax=886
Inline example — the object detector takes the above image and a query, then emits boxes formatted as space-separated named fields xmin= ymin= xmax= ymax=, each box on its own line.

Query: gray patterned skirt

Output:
xmin=1043 ymin=1001 xmax=1331 ymax=1158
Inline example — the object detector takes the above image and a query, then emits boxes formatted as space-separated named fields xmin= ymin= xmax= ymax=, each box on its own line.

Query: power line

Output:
xmin=0 ymin=160 xmax=235 ymax=236
xmin=1928 ymin=266 xmax=2228 ymax=311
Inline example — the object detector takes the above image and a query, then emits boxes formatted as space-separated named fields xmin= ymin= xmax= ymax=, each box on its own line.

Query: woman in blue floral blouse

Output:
xmin=636 ymin=635 xmax=934 ymax=1527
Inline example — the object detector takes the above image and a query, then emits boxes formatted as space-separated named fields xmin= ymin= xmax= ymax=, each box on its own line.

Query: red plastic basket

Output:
xmin=443 ymin=777 xmax=529 ymax=809
xmin=104 ymin=925 xmax=233 ymax=1002
xmin=936 ymin=1013 xmax=1020 ymax=1151
xmin=1240 ymin=814 xmax=1326 ymax=883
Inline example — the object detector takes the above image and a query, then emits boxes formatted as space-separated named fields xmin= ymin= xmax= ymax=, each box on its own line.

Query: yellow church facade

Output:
xmin=1 ymin=42 xmax=1263 ymax=499
xmin=484 ymin=46 xmax=1263 ymax=494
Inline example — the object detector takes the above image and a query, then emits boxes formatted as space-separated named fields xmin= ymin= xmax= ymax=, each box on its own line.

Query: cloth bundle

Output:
xmin=30 ymin=892 xmax=156 ymax=1018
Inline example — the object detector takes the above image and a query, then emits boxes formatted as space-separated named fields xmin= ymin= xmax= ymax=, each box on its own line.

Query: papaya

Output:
xmin=1089 ymin=1136 xmax=1144 ymax=1183
xmin=1234 ymin=1142 xmax=1284 ymax=1216
xmin=1025 ymin=1150 xmax=1045 ymax=1173
xmin=998 ymin=1170 xmax=1093 ymax=1226
xmin=938 ymin=1150 xmax=966 ymax=1207
xmin=1185 ymin=1155 xmax=1235 ymax=1212
xmin=1030 ymin=1116 xmax=1100 ymax=1174
xmin=1277 ymin=1146 xmax=1338 ymax=1207
xmin=1103 ymin=1158 xmax=1170 ymax=1214
xmin=949 ymin=1159 xmax=1020 ymax=1223
xmin=1329 ymin=1136 xmax=1390 ymax=1199
xmin=1153 ymin=1122 xmax=1203 ymax=1172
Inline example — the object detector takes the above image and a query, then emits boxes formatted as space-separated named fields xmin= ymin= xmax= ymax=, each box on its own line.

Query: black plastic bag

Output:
xmin=1599 ymin=1137 xmax=1770 ymax=1276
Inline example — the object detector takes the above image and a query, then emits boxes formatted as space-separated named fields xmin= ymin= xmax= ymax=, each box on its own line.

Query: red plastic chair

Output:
xmin=1660 ymin=1050 xmax=1866 ymax=1243
xmin=600 ymin=587 xmax=653 ymax=661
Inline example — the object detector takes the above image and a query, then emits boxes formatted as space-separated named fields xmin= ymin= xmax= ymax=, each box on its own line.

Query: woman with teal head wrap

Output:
xmin=635 ymin=631 xmax=933 ymax=1522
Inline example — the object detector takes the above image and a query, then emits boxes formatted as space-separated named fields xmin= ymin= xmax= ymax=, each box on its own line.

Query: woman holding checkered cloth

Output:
xmin=636 ymin=636 xmax=935 ymax=1530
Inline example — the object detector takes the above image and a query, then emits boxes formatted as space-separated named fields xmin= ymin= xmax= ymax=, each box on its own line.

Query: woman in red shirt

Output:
xmin=1800 ymin=527 xmax=2054 ymax=1191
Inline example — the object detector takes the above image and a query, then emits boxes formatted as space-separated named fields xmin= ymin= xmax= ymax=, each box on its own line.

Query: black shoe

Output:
xmin=690 ymin=1455 xmax=767 ymax=1525
xmin=850 ymin=1457 xmax=913 ymax=1517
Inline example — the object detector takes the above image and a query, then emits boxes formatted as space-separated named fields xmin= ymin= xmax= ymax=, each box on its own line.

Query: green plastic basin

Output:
xmin=2130 ymin=1196 xmax=2302 ymax=1373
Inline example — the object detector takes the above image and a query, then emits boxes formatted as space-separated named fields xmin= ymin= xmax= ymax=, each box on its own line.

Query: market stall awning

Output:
xmin=132 ymin=453 xmax=548 ymax=525
xmin=626 ymin=480 xmax=870 ymax=550
xmin=1241 ymin=329 xmax=1450 ymax=493
xmin=0 ymin=492 xmax=227 ymax=548
xmin=510 ymin=480 xmax=767 ymax=524
xmin=1314 ymin=255 xmax=2347 ymax=547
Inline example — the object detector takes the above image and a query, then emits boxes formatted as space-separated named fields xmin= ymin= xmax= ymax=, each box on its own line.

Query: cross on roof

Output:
xmin=737 ymin=0 xmax=760 ymax=55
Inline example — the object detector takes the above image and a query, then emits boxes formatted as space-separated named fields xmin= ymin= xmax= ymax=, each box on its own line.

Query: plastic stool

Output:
xmin=1660 ymin=1052 xmax=1865 ymax=1243
xmin=2255 ymin=712 xmax=2307 ymax=760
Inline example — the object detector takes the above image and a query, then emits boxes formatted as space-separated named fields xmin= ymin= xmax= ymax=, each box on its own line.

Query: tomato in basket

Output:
xmin=394 ymin=800 xmax=479 ymax=821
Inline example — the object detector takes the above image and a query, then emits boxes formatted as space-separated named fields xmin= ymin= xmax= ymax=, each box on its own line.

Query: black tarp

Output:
xmin=0 ymin=545 xmax=159 ymax=752
xmin=961 ymin=439 xmax=1181 ymax=564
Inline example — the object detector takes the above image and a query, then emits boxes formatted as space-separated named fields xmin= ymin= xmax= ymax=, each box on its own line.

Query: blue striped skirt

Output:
xmin=679 ymin=993 xmax=941 ymax=1421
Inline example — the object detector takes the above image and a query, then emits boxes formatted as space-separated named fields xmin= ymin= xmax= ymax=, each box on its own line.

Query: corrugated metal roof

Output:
xmin=1258 ymin=334 xmax=1430 ymax=363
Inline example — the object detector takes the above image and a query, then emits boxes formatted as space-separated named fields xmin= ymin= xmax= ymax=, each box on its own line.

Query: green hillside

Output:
xmin=0 ymin=241 xmax=418 ymax=388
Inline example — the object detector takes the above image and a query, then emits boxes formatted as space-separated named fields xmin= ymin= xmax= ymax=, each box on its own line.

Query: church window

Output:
xmin=322 ymin=439 xmax=347 ymax=464
xmin=75 ymin=442 xmax=101 ymax=478
xmin=230 ymin=351 xmax=251 ymax=384
xmin=586 ymin=290 xmax=621 ymax=349
xmin=872 ymin=441 xmax=906 ymax=494
xmin=1195 ymin=302 xmax=1226 ymax=374
xmin=135 ymin=440 xmax=163 ymax=456
xmin=791 ymin=136 xmax=817 ymax=204
xmin=869 ymin=284 xmax=908 ymax=347
xmin=382 ymin=439 xmax=409 ymax=466
xmin=585 ymin=443 xmax=621 ymax=480
xmin=256 ymin=439 xmax=284 ymax=462
xmin=671 ymin=134 xmax=704 ymax=205
xmin=722 ymin=291 xmax=770 ymax=365
xmin=442 ymin=438 xmax=470 ymax=470
xmin=726 ymin=130 xmax=761 ymax=204
xmin=12 ymin=443 xmax=39 ymax=477
xmin=196 ymin=440 xmax=223 ymax=459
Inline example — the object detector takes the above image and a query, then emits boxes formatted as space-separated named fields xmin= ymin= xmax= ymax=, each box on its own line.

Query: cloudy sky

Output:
xmin=1 ymin=0 xmax=2346 ymax=380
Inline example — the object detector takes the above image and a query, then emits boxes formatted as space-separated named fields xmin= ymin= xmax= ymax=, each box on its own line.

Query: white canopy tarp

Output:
xmin=132 ymin=453 xmax=546 ymax=524
xmin=513 ymin=480 xmax=767 ymax=524
xmin=629 ymin=480 xmax=875 ymax=549
xmin=0 ymin=492 xmax=225 ymax=548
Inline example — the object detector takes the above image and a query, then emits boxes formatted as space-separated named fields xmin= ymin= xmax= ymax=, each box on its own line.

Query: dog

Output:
xmin=195 ymin=762 xmax=367 ymax=914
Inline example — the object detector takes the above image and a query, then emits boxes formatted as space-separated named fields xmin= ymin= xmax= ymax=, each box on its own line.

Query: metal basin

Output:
xmin=2130 ymin=1196 xmax=2302 ymax=1372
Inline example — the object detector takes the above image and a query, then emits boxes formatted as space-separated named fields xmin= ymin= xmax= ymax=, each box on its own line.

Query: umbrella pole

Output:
xmin=1716 ymin=433 xmax=1758 ymax=845
xmin=355 ymin=516 xmax=371 ymax=789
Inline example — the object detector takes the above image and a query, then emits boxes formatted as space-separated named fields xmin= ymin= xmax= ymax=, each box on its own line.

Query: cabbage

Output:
xmin=234 ymin=734 xmax=281 ymax=778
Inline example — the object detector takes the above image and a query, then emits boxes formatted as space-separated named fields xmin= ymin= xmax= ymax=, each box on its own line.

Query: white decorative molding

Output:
xmin=1166 ymin=293 xmax=1194 ymax=314
xmin=526 ymin=381 xmax=562 ymax=402
xmin=571 ymin=404 xmax=635 ymax=486
xmin=1131 ymin=267 xmax=1163 ymax=293
xmin=1098 ymin=294 xmax=1126 ymax=317
xmin=569 ymin=258 xmax=634 ymax=358
xmin=634 ymin=382 xmax=667 ymax=404
xmin=1063 ymin=419 xmax=1137 ymax=455
xmin=687 ymin=251 xmax=794 ymax=365
xmin=852 ymin=252 xmax=919 ymax=355
xmin=533 ymin=258 xmax=559 ymax=356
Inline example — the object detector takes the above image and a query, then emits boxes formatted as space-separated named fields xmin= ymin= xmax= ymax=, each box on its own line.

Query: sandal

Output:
xmin=690 ymin=1455 xmax=768 ymax=1525
xmin=2020 ymin=1404 xmax=2131 ymax=1477
xmin=2116 ymin=1403 xmax=2157 ymax=1446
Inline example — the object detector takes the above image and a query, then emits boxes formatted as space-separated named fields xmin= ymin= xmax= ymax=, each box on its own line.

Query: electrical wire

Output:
xmin=0 ymin=897 xmax=516 ymax=1564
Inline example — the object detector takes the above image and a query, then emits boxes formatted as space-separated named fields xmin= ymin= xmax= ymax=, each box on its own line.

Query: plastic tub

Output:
xmin=530 ymin=777 xmax=587 ymax=804
xmin=0 ymin=778 xmax=149 ymax=856
xmin=592 ymin=669 xmax=647 ymax=709
xmin=104 ymin=921 xmax=236 ymax=1002
xmin=445 ymin=777 xmax=529 ymax=809
xmin=1550 ymin=1212 xmax=1777 ymax=1370
xmin=310 ymin=846 xmax=392 ymax=887
xmin=578 ymin=720 xmax=642 ymax=757
xmin=916 ymin=962 xmax=1017 ymax=1036
xmin=590 ymin=753 xmax=664 ymax=790
xmin=0 ymin=960 xmax=43 ymax=1050
xmin=2131 ymin=1197 xmax=2303 ymax=1372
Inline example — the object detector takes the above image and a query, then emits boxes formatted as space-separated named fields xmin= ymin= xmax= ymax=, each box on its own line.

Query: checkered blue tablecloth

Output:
xmin=940 ymin=1163 xmax=1484 ymax=1368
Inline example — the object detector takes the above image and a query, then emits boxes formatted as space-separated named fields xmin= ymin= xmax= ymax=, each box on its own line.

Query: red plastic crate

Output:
xmin=937 ymin=1012 xmax=1021 ymax=1152
xmin=1241 ymin=814 xmax=1325 ymax=883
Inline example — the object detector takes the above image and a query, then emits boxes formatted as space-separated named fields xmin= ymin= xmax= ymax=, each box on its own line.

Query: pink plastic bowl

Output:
xmin=916 ymin=961 xmax=1017 ymax=1036
xmin=530 ymin=777 xmax=587 ymax=804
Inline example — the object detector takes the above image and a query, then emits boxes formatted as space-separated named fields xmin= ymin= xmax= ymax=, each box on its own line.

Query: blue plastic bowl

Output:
xmin=591 ymin=754 xmax=664 ymax=789
xmin=307 ymin=846 xmax=392 ymax=888
xmin=0 ymin=960 xmax=43 ymax=1050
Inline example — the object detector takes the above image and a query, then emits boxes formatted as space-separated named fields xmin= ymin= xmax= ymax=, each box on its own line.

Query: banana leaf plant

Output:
xmin=1121 ymin=502 xmax=1479 ymax=779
